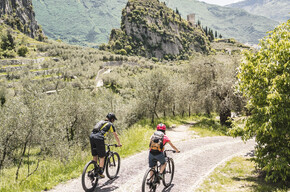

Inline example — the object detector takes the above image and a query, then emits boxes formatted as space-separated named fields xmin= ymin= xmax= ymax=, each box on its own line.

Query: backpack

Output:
xmin=92 ymin=120 xmax=108 ymax=133
xmin=149 ymin=131 xmax=164 ymax=152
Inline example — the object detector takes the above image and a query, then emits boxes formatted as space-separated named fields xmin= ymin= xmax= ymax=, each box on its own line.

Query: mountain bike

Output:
xmin=81 ymin=144 xmax=120 ymax=192
xmin=142 ymin=150 xmax=176 ymax=192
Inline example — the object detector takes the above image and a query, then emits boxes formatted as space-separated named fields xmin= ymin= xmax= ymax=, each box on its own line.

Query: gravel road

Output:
xmin=47 ymin=124 xmax=255 ymax=192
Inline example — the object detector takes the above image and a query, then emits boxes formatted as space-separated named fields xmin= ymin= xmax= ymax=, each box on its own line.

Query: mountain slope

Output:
xmin=32 ymin=0 xmax=278 ymax=46
xmin=0 ymin=0 xmax=44 ymax=40
xmin=103 ymin=0 xmax=210 ymax=59
xmin=160 ymin=0 xmax=278 ymax=44
xmin=227 ymin=0 xmax=290 ymax=22
xmin=32 ymin=0 xmax=127 ymax=47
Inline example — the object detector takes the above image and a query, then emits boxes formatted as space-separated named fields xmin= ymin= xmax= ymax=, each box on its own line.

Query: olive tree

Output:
xmin=232 ymin=20 xmax=290 ymax=182
xmin=135 ymin=69 xmax=170 ymax=123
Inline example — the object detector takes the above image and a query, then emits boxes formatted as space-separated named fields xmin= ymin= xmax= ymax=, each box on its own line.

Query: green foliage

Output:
xmin=0 ymin=87 xmax=6 ymax=107
xmin=151 ymin=57 xmax=159 ymax=62
xmin=117 ymin=49 xmax=127 ymax=55
xmin=0 ymin=27 xmax=249 ymax=191
xmin=1 ymin=30 xmax=15 ymax=50
xmin=2 ymin=49 xmax=17 ymax=58
xmin=231 ymin=20 xmax=290 ymax=183
xmin=190 ymin=116 xmax=227 ymax=137
xmin=196 ymin=156 xmax=288 ymax=192
xmin=17 ymin=46 xmax=29 ymax=57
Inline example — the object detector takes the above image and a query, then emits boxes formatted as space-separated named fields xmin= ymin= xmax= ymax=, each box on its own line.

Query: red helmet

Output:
xmin=157 ymin=123 xmax=166 ymax=131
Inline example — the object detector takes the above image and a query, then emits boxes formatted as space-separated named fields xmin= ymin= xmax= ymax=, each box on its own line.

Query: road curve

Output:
xmin=47 ymin=126 xmax=255 ymax=192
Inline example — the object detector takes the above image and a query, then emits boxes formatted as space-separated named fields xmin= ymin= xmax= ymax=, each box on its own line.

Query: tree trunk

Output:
xmin=172 ymin=104 xmax=175 ymax=116
xmin=220 ymin=105 xmax=231 ymax=127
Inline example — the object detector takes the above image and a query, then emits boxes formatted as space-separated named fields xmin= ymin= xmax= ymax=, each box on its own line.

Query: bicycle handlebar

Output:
xmin=164 ymin=149 xmax=176 ymax=153
xmin=105 ymin=144 xmax=118 ymax=147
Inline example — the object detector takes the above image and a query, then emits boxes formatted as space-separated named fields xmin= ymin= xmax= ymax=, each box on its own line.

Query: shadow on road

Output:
xmin=94 ymin=176 xmax=119 ymax=192
xmin=162 ymin=184 xmax=175 ymax=192
xmin=245 ymin=150 xmax=255 ymax=157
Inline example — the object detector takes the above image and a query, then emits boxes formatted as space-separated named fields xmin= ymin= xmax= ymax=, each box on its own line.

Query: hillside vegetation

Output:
xmin=0 ymin=21 xmax=254 ymax=191
xmin=32 ymin=0 xmax=127 ymax=47
xmin=160 ymin=0 xmax=278 ymax=44
xmin=227 ymin=0 xmax=290 ymax=22
xmin=32 ymin=0 xmax=278 ymax=46
xmin=102 ymin=0 xmax=210 ymax=60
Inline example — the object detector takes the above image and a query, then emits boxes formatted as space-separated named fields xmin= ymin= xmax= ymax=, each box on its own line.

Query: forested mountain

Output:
xmin=32 ymin=0 xmax=127 ymax=47
xmin=160 ymin=0 xmax=278 ymax=44
xmin=32 ymin=0 xmax=278 ymax=46
xmin=227 ymin=0 xmax=290 ymax=22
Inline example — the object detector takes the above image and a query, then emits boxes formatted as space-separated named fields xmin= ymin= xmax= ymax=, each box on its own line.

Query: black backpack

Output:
xmin=149 ymin=131 xmax=164 ymax=152
xmin=92 ymin=120 xmax=108 ymax=133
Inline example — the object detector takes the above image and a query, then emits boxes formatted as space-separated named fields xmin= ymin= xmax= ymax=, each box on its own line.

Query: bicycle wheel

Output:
xmin=105 ymin=152 xmax=120 ymax=179
xmin=82 ymin=160 xmax=98 ymax=192
xmin=142 ymin=168 xmax=157 ymax=192
xmin=162 ymin=158 xmax=175 ymax=187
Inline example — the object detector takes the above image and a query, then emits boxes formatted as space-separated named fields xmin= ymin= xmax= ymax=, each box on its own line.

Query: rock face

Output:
xmin=104 ymin=0 xmax=210 ymax=60
xmin=0 ymin=0 xmax=44 ymax=40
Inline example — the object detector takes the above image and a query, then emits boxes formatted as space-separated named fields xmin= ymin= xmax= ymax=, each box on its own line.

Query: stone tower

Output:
xmin=187 ymin=13 xmax=195 ymax=26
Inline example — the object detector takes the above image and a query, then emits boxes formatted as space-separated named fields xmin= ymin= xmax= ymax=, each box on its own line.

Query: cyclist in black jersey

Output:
xmin=89 ymin=113 xmax=122 ymax=178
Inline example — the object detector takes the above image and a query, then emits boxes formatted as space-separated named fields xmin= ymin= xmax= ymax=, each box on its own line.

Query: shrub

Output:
xmin=231 ymin=20 xmax=290 ymax=183
xmin=151 ymin=57 xmax=159 ymax=62
xmin=17 ymin=46 xmax=29 ymax=57
xmin=118 ymin=49 xmax=127 ymax=55
xmin=3 ymin=49 xmax=16 ymax=58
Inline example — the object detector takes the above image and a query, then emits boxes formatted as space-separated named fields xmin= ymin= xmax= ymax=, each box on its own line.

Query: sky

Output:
xmin=198 ymin=0 xmax=244 ymax=6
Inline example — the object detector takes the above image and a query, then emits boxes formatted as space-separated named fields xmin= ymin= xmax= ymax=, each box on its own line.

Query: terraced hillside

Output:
xmin=0 ymin=26 xmax=135 ymax=97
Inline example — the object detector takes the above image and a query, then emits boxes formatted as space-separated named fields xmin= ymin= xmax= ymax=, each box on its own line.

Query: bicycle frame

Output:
xmin=103 ymin=144 xmax=117 ymax=170
xmin=152 ymin=150 xmax=175 ymax=183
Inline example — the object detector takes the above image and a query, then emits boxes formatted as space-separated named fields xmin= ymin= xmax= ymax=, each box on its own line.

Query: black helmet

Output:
xmin=106 ymin=113 xmax=117 ymax=121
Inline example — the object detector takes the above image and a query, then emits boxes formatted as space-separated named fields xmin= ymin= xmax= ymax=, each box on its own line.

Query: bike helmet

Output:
xmin=106 ymin=113 xmax=117 ymax=121
xmin=157 ymin=123 xmax=166 ymax=131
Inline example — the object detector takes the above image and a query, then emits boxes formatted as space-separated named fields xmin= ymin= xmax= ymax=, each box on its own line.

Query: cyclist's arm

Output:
xmin=113 ymin=132 xmax=122 ymax=147
xmin=168 ymin=141 xmax=180 ymax=153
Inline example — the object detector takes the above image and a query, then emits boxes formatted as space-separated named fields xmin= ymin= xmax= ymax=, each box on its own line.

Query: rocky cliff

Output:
xmin=0 ymin=0 xmax=44 ymax=40
xmin=103 ymin=0 xmax=210 ymax=60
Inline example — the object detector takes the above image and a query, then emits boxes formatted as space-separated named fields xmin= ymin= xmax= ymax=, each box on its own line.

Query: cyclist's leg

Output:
xmin=148 ymin=152 xmax=157 ymax=183
xmin=95 ymin=139 xmax=106 ymax=177
xmin=99 ymin=157 xmax=105 ymax=169
xmin=155 ymin=153 xmax=166 ymax=175
xmin=160 ymin=162 xmax=167 ymax=174
xmin=90 ymin=136 xmax=99 ymax=163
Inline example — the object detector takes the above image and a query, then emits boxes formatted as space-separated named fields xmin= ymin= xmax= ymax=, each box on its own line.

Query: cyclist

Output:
xmin=89 ymin=113 xmax=122 ymax=178
xmin=148 ymin=123 xmax=180 ymax=181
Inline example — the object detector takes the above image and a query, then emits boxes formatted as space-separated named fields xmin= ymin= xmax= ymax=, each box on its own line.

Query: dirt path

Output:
xmin=47 ymin=124 xmax=255 ymax=192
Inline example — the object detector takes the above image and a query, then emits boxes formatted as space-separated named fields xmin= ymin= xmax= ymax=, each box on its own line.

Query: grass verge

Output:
xmin=195 ymin=156 xmax=289 ymax=192
xmin=189 ymin=115 xmax=227 ymax=137
xmin=0 ymin=124 xmax=154 ymax=192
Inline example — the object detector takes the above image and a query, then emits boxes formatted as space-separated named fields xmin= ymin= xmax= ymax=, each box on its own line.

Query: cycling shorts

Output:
xmin=149 ymin=152 xmax=166 ymax=168
xmin=89 ymin=136 xmax=106 ymax=157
